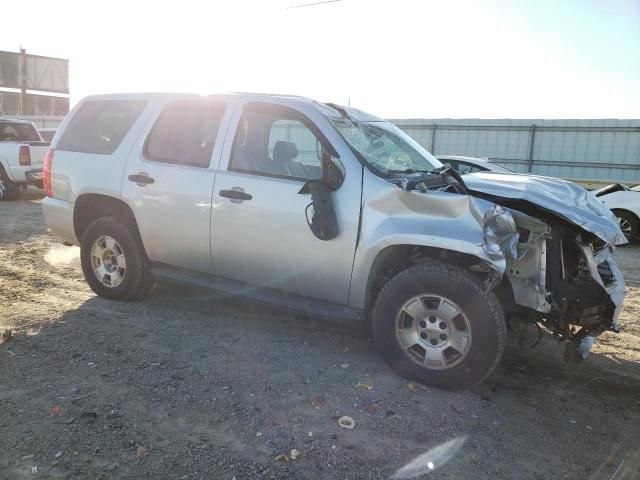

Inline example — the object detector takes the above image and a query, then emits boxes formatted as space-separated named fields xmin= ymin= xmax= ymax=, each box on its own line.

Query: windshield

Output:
xmin=330 ymin=119 xmax=442 ymax=176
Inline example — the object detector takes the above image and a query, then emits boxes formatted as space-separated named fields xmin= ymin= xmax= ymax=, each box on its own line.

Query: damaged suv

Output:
xmin=42 ymin=93 xmax=626 ymax=389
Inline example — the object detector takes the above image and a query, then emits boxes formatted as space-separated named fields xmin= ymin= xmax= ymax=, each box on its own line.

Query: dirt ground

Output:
xmin=1 ymin=189 xmax=640 ymax=480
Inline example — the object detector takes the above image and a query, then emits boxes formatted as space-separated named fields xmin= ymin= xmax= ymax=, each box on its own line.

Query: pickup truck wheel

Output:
xmin=0 ymin=167 xmax=19 ymax=201
xmin=80 ymin=216 xmax=154 ymax=300
xmin=372 ymin=261 xmax=506 ymax=390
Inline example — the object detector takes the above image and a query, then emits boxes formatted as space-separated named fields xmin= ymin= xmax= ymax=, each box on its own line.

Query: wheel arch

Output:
xmin=0 ymin=157 xmax=14 ymax=181
xmin=362 ymin=244 xmax=502 ymax=319
xmin=610 ymin=208 xmax=640 ymax=222
xmin=74 ymin=193 xmax=140 ymax=242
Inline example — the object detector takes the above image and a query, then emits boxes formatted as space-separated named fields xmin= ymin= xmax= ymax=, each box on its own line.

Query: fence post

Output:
xmin=430 ymin=123 xmax=438 ymax=154
xmin=527 ymin=124 xmax=537 ymax=172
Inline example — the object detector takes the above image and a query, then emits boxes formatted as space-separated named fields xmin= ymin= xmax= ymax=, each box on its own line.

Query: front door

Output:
xmin=122 ymin=98 xmax=230 ymax=273
xmin=210 ymin=102 xmax=361 ymax=305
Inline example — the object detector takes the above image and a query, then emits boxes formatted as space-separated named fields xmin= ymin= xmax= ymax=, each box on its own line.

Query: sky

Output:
xmin=1 ymin=0 xmax=639 ymax=119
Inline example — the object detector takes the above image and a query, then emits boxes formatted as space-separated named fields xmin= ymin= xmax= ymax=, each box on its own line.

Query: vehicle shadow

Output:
xmin=2 ymin=283 xmax=640 ymax=479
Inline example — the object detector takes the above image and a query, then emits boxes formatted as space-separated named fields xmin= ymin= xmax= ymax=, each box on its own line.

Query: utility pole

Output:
xmin=19 ymin=48 xmax=27 ymax=115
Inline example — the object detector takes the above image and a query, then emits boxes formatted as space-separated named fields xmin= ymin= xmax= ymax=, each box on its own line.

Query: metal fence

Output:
xmin=392 ymin=119 xmax=640 ymax=185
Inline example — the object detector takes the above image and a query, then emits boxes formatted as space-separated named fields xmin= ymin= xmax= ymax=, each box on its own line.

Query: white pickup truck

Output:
xmin=0 ymin=118 xmax=49 ymax=200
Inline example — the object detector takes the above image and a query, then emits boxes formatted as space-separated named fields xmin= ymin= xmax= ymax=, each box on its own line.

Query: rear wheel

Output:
xmin=80 ymin=216 xmax=154 ymax=300
xmin=372 ymin=260 xmax=506 ymax=390
xmin=613 ymin=210 xmax=638 ymax=242
xmin=0 ymin=167 xmax=19 ymax=201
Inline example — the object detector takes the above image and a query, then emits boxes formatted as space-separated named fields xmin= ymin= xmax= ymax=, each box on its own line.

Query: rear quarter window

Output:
xmin=57 ymin=100 xmax=147 ymax=154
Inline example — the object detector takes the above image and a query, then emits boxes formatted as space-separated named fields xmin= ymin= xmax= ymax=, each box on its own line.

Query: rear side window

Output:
xmin=144 ymin=101 xmax=226 ymax=168
xmin=57 ymin=100 xmax=147 ymax=154
xmin=0 ymin=122 xmax=41 ymax=142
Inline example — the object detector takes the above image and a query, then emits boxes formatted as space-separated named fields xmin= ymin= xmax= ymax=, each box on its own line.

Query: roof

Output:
xmin=0 ymin=117 xmax=36 ymax=125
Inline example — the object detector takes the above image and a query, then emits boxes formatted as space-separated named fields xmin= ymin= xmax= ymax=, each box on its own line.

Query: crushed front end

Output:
xmin=504 ymin=213 xmax=625 ymax=361
xmin=463 ymin=172 xmax=627 ymax=362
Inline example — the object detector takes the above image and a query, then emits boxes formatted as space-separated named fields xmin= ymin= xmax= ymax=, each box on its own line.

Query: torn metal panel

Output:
xmin=577 ymin=242 xmax=626 ymax=307
xmin=464 ymin=172 xmax=628 ymax=246
xmin=504 ymin=212 xmax=553 ymax=312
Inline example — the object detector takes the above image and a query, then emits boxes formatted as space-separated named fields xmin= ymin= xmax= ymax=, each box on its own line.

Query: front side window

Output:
xmin=57 ymin=100 xmax=147 ymax=155
xmin=230 ymin=105 xmax=324 ymax=180
xmin=145 ymin=101 xmax=226 ymax=168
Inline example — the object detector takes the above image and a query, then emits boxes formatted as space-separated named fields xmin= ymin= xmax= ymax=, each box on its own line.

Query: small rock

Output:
xmin=340 ymin=363 xmax=349 ymax=369
xmin=136 ymin=446 xmax=149 ymax=459
xmin=569 ymin=419 xmax=577 ymax=424
xmin=406 ymin=383 xmax=417 ymax=392
xmin=54 ymin=451 xmax=63 ymax=459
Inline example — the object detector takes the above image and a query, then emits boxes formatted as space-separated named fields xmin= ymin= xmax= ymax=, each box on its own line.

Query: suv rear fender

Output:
xmin=73 ymin=193 xmax=141 ymax=245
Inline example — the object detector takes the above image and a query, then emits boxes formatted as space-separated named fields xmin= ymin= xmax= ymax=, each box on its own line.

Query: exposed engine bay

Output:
xmin=385 ymin=168 xmax=627 ymax=362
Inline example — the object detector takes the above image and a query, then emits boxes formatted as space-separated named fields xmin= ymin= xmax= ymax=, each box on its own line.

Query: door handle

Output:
xmin=219 ymin=189 xmax=252 ymax=201
xmin=128 ymin=173 xmax=155 ymax=185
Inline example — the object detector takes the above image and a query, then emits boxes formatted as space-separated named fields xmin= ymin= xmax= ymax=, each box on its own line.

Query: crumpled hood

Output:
xmin=463 ymin=172 xmax=627 ymax=246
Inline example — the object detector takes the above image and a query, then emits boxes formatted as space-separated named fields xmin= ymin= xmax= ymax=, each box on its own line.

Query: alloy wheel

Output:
xmin=90 ymin=235 xmax=127 ymax=288
xmin=395 ymin=294 xmax=472 ymax=370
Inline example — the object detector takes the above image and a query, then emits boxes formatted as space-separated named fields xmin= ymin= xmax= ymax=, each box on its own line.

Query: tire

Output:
xmin=80 ymin=216 xmax=154 ymax=300
xmin=613 ymin=210 xmax=638 ymax=242
xmin=0 ymin=166 xmax=19 ymax=201
xmin=372 ymin=260 xmax=506 ymax=390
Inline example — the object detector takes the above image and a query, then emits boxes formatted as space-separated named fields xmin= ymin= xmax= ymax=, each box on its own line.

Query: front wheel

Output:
xmin=372 ymin=261 xmax=506 ymax=390
xmin=80 ymin=216 xmax=154 ymax=300
xmin=613 ymin=210 xmax=638 ymax=242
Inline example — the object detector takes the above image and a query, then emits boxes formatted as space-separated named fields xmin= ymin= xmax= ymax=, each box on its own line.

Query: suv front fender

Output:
xmin=348 ymin=188 xmax=518 ymax=309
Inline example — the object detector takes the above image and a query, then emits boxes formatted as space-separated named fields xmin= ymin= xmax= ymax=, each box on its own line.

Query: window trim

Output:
xmin=143 ymin=99 xmax=227 ymax=169
xmin=227 ymin=102 xmax=338 ymax=182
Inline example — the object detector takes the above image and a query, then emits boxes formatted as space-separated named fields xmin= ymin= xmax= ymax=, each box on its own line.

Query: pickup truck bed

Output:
xmin=0 ymin=119 xmax=49 ymax=200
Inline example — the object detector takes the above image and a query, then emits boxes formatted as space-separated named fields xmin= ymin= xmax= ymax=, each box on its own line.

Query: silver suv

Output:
xmin=42 ymin=93 xmax=627 ymax=389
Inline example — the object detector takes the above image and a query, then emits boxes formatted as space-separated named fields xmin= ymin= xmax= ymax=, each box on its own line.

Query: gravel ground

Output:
xmin=1 ymin=189 xmax=640 ymax=480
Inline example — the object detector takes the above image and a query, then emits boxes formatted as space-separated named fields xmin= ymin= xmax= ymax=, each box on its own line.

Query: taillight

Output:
xmin=43 ymin=149 xmax=54 ymax=197
xmin=19 ymin=146 xmax=31 ymax=166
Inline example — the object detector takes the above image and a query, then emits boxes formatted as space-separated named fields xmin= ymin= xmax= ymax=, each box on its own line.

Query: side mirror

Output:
xmin=322 ymin=154 xmax=345 ymax=191
xmin=298 ymin=180 xmax=339 ymax=240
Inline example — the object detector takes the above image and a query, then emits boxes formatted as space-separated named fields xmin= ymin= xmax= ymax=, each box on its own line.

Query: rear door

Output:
xmin=210 ymin=101 xmax=361 ymax=305
xmin=121 ymin=98 xmax=233 ymax=273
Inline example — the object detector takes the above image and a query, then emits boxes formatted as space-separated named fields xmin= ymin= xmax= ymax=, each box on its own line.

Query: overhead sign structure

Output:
xmin=0 ymin=49 xmax=69 ymax=116
xmin=0 ymin=91 xmax=69 ymax=116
